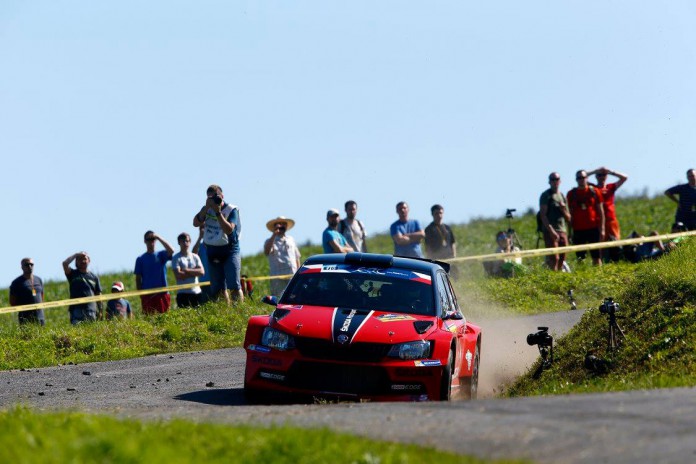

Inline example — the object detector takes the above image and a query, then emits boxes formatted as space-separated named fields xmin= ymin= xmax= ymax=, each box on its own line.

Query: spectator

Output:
xmin=9 ymin=257 xmax=45 ymax=326
xmin=323 ymin=209 xmax=354 ymax=253
xmin=134 ymin=230 xmax=174 ymax=314
xmin=665 ymin=169 xmax=696 ymax=230
xmin=62 ymin=251 xmax=102 ymax=324
xmin=172 ymin=232 xmax=205 ymax=308
xmin=390 ymin=201 xmax=425 ymax=258
xmin=539 ymin=173 xmax=571 ymax=271
xmin=106 ymin=281 xmax=133 ymax=320
xmin=192 ymin=226 xmax=213 ymax=304
xmin=484 ymin=231 xmax=524 ymax=278
xmin=264 ymin=216 xmax=301 ymax=296
xmin=338 ymin=200 xmax=368 ymax=252
xmin=588 ymin=166 xmax=628 ymax=262
xmin=193 ymin=184 xmax=243 ymax=304
xmin=240 ymin=274 xmax=254 ymax=299
xmin=567 ymin=169 xmax=605 ymax=266
xmin=424 ymin=204 xmax=457 ymax=260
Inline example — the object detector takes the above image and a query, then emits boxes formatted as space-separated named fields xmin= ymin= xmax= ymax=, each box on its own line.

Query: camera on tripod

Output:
xmin=527 ymin=326 xmax=552 ymax=348
xmin=599 ymin=297 xmax=619 ymax=315
xmin=505 ymin=208 xmax=516 ymax=219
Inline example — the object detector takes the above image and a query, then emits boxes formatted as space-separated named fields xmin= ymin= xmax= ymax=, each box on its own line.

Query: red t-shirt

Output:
xmin=568 ymin=186 xmax=603 ymax=230
xmin=597 ymin=183 xmax=618 ymax=221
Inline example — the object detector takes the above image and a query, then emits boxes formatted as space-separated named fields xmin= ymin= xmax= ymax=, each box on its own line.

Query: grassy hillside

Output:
xmin=507 ymin=239 xmax=696 ymax=396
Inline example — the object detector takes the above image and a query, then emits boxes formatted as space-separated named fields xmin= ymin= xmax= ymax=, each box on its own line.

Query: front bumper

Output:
xmin=244 ymin=343 xmax=445 ymax=401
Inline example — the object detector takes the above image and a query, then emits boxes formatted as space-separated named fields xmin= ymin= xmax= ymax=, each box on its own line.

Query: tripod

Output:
xmin=505 ymin=209 xmax=524 ymax=249
xmin=607 ymin=311 xmax=625 ymax=351
xmin=532 ymin=343 xmax=553 ymax=379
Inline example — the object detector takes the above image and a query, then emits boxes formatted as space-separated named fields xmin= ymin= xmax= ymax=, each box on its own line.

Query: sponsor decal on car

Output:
xmin=300 ymin=264 xmax=432 ymax=285
xmin=247 ymin=344 xmax=272 ymax=353
xmin=444 ymin=323 xmax=458 ymax=333
xmin=375 ymin=314 xmax=416 ymax=322
xmin=466 ymin=349 xmax=473 ymax=370
xmin=331 ymin=308 xmax=374 ymax=344
xmin=414 ymin=360 xmax=442 ymax=367
xmin=251 ymin=355 xmax=282 ymax=366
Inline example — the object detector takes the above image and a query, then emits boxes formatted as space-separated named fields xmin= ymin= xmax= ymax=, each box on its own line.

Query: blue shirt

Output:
xmin=390 ymin=219 xmax=424 ymax=258
xmin=134 ymin=250 xmax=171 ymax=289
xmin=323 ymin=228 xmax=349 ymax=253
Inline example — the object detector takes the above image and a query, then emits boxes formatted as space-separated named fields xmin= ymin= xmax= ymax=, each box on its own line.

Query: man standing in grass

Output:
xmin=323 ymin=209 xmax=354 ymax=254
xmin=172 ymin=232 xmax=205 ymax=308
xmin=539 ymin=172 xmax=571 ymax=271
xmin=193 ymin=184 xmax=243 ymax=304
xmin=339 ymin=200 xmax=368 ymax=252
xmin=390 ymin=201 xmax=425 ymax=258
xmin=134 ymin=231 xmax=174 ymax=314
xmin=588 ymin=166 xmax=628 ymax=262
xmin=665 ymin=169 xmax=696 ymax=230
xmin=567 ymin=170 xmax=605 ymax=266
xmin=424 ymin=204 xmax=456 ymax=260
xmin=9 ymin=257 xmax=45 ymax=326
xmin=63 ymin=251 xmax=102 ymax=324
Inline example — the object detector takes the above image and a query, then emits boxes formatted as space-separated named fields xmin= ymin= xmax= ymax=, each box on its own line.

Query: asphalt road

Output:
xmin=2 ymin=310 xmax=695 ymax=463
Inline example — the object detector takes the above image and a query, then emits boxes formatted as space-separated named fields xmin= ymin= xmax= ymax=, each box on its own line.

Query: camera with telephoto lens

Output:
xmin=505 ymin=208 xmax=516 ymax=219
xmin=527 ymin=326 xmax=552 ymax=347
xmin=212 ymin=194 xmax=223 ymax=205
xmin=599 ymin=297 xmax=619 ymax=315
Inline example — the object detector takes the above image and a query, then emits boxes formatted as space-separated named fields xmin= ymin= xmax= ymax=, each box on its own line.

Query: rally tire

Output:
xmin=438 ymin=350 xmax=454 ymax=401
xmin=461 ymin=342 xmax=480 ymax=400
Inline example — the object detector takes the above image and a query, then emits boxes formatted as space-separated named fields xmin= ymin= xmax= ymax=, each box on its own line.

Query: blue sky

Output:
xmin=1 ymin=1 xmax=694 ymax=285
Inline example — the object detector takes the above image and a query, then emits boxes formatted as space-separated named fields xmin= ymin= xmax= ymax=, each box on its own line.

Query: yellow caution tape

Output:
xmin=1 ymin=231 xmax=692 ymax=315
xmin=446 ymin=230 xmax=696 ymax=263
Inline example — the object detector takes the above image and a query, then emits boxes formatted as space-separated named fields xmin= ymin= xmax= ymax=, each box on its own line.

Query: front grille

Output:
xmin=286 ymin=361 xmax=391 ymax=395
xmin=295 ymin=337 xmax=391 ymax=362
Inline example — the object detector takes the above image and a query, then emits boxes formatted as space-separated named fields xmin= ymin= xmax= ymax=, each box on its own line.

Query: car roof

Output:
xmin=303 ymin=252 xmax=449 ymax=274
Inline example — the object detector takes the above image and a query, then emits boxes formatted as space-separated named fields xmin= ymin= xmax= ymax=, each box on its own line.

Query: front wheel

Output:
xmin=438 ymin=350 xmax=454 ymax=401
xmin=461 ymin=343 xmax=480 ymax=400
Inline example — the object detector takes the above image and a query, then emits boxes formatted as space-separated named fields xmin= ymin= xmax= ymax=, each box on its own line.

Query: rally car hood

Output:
xmin=271 ymin=304 xmax=438 ymax=344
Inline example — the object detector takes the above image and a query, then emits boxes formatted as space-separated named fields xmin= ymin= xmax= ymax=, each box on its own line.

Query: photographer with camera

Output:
xmin=193 ymin=184 xmax=243 ymax=304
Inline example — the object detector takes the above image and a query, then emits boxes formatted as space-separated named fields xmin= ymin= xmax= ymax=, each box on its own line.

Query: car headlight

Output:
xmin=261 ymin=327 xmax=296 ymax=351
xmin=388 ymin=341 xmax=432 ymax=360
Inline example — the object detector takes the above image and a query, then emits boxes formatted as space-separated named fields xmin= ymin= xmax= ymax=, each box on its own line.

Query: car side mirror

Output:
xmin=443 ymin=310 xmax=463 ymax=321
xmin=261 ymin=295 xmax=278 ymax=307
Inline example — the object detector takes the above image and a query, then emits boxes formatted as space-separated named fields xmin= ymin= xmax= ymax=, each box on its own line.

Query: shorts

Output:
xmin=208 ymin=252 xmax=241 ymax=295
xmin=140 ymin=292 xmax=171 ymax=315
xmin=176 ymin=292 xmax=201 ymax=308
xmin=573 ymin=228 xmax=601 ymax=260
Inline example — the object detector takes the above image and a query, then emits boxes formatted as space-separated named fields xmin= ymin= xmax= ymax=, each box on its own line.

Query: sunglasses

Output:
xmin=274 ymin=226 xmax=287 ymax=231
xmin=145 ymin=237 xmax=156 ymax=242
xmin=22 ymin=262 xmax=34 ymax=267
xmin=549 ymin=178 xmax=560 ymax=181
xmin=576 ymin=176 xmax=587 ymax=180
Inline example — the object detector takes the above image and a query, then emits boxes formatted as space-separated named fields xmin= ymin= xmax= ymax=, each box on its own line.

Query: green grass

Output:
xmin=506 ymin=239 xmax=696 ymax=396
xmin=0 ymin=407 xmax=523 ymax=464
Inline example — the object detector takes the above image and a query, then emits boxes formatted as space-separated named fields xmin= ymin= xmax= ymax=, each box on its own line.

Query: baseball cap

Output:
xmin=326 ymin=208 xmax=340 ymax=219
xmin=111 ymin=281 xmax=125 ymax=292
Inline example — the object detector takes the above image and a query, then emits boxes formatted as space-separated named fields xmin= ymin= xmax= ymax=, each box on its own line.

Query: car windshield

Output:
xmin=280 ymin=265 xmax=435 ymax=316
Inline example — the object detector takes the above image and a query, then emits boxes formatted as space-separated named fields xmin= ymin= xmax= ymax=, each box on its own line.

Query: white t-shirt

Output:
xmin=172 ymin=251 xmax=203 ymax=294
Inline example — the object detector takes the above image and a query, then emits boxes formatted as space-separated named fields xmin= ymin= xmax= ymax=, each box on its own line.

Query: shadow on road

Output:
xmin=174 ymin=388 xmax=247 ymax=406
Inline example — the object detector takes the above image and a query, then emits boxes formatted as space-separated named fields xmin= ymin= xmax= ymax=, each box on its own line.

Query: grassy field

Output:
xmin=0 ymin=407 xmax=523 ymax=464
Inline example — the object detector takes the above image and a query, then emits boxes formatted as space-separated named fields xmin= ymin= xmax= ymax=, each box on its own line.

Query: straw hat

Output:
xmin=266 ymin=216 xmax=296 ymax=232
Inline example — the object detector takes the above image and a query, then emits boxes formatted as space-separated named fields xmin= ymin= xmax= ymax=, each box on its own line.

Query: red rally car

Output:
xmin=243 ymin=252 xmax=481 ymax=402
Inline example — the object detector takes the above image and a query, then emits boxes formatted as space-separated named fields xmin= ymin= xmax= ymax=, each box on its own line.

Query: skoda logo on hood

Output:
xmin=337 ymin=334 xmax=350 ymax=344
